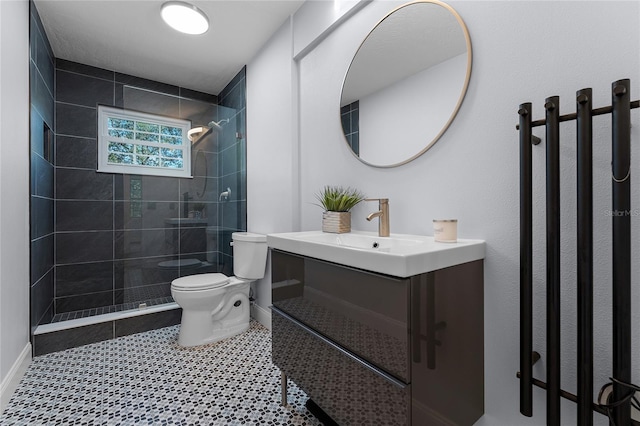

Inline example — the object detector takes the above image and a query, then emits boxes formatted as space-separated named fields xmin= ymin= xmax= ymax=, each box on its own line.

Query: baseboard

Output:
xmin=0 ymin=342 xmax=32 ymax=415
xmin=250 ymin=303 xmax=272 ymax=330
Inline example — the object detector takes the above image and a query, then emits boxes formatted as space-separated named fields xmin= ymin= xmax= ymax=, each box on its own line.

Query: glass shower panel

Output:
xmin=113 ymin=89 xmax=246 ymax=304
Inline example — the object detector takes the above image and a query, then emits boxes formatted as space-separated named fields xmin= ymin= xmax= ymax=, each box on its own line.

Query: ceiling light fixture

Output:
xmin=161 ymin=1 xmax=209 ymax=35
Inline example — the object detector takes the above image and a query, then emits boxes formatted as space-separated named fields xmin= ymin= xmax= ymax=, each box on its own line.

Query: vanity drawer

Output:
xmin=271 ymin=249 xmax=411 ymax=381
xmin=272 ymin=308 xmax=410 ymax=426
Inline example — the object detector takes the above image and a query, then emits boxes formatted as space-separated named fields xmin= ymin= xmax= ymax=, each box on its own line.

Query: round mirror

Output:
xmin=340 ymin=0 xmax=472 ymax=167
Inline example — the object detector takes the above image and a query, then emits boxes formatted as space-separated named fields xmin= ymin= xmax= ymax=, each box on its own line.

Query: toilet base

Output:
xmin=175 ymin=285 xmax=251 ymax=347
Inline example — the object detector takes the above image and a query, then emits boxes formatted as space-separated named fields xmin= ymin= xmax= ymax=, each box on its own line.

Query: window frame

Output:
xmin=97 ymin=105 xmax=192 ymax=178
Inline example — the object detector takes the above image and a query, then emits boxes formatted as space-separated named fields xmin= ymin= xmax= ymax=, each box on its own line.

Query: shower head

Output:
xmin=187 ymin=126 xmax=211 ymax=142
xmin=187 ymin=118 xmax=230 ymax=143
xmin=206 ymin=118 xmax=230 ymax=132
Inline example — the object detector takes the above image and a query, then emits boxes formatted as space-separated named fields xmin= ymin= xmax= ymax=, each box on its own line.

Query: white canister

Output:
xmin=433 ymin=219 xmax=458 ymax=242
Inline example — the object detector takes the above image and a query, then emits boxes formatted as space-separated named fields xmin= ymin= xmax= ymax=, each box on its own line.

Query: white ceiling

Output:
xmin=34 ymin=0 xmax=305 ymax=95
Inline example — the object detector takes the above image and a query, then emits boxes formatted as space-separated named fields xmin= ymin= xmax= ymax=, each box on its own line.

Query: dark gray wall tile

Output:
xmin=56 ymin=168 xmax=113 ymax=200
xmin=114 ymin=175 xmax=179 ymax=201
xmin=56 ymin=103 xmax=96 ymax=138
xmin=31 ymin=269 xmax=54 ymax=329
xmin=34 ymin=154 xmax=54 ymax=198
xmin=177 ymin=253 xmax=219 ymax=276
xmin=30 ymin=62 xmax=54 ymax=128
xmin=33 ymin=322 xmax=113 ymax=356
xmin=56 ymin=290 xmax=113 ymax=313
xmin=180 ymin=177 xmax=219 ymax=207
xmin=30 ymin=153 xmax=37 ymax=195
xmin=219 ymin=252 xmax=233 ymax=277
xmin=117 ymin=282 xmax=172 ymax=305
xmin=56 ymin=70 xmax=114 ymax=107
xmin=31 ymin=196 xmax=54 ymax=239
xmin=56 ymin=200 xmax=113 ymax=231
xmin=221 ymin=142 xmax=241 ymax=176
xmin=121 ymin=86 xmax=179 ymax=117
xmin=179 ymin=88 xmax=217 ymax=103
xmin=34 ymin=28 xmax=54 ymax=95
xmin=221 ymin=229 xmax=234 ymax=257
xmin=56 ymin=231 xmax=113 ymax=264
xmin=30 ymin=234 xmax=54 ymax=285
xmin=30 ymin=109 xmax=44 ymax=157
xmin=114 ymin=201 xmax=178 ymax=230
xmin=55 ymin=136 xmax=97 ymax=169
xmin=29 ymin=14 xmax=37 ymax=62
xmin=114 ymin=229 xmax=177 ymax=259
xmin=221 ymin=172 xmax=243 ymax=203
xmin=219 ymin=66 xmax=245 ymax=103
xmin=31 ymin=4 xmax=53 ymax=59
xmin=221 ymin=200 xmax=245 ymax=235
xmin=218 ymin=116 xmax=240 ymax=151
xmin=114 ymin=83 xmax=124 ymax=108
xmin=191 ymin=151 xmax=218 ymax=178
xmin=56 ymin=59 xmax=114 ymax=80
xmin=179 ymin=97 xmax=217 ymax=125
xmin=180 ymin=227 xmax=207 ymax=254
xmin=219 ymin=83 xmax=245 ymax=113
xmin=115 ymin=73 xmax=179 ymax=96
xmin=114 ymin=256 xmax=179 ymax=291
xmin=57 ymin=261 xmax=114 ymax=297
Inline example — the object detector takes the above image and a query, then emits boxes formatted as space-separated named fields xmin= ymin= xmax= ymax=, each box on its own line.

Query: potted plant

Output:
xmin=315 ymin=185 xmax=366 ymax=233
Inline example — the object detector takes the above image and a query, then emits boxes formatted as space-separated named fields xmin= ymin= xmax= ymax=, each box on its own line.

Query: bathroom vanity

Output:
xmin=268 ymin=231 xmax=485 ymax=426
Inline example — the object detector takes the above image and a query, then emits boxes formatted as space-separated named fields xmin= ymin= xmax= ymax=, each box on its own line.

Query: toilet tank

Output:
xmin=232 ymin=232 xmax=268 ymax=280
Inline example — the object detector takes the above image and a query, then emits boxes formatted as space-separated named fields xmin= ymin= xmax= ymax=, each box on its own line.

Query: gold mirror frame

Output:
xmin=340 ymin=0 xmax=472 ymax=168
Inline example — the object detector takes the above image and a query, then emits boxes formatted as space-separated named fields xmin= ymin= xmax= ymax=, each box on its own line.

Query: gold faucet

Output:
xmin=365 ymin=198 xmax=389 ymax=237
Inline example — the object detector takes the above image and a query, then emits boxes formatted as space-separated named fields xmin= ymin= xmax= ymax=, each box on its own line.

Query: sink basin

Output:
xmin=295 ymin=232 xmax=423 ymax=251
xmin=267 ymin=230 xmax=485 ymax=277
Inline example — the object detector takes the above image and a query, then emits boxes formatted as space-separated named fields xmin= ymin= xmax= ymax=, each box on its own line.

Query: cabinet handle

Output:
xmin=411 ymin=277 xmax=422 ymax=363
xmin=413 ymin=274 xmax=447 ymax=369
xmin=426 ymin=273 xmax=446 ymax=370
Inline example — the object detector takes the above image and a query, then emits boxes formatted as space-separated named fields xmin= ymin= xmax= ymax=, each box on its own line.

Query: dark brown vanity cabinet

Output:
xmin=271 ymin=249 xmax=484 ymax=426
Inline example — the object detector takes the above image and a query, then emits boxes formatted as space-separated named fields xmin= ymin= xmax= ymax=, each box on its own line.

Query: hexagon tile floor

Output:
xmin=0 ymin=321 xmax=322 ymax=425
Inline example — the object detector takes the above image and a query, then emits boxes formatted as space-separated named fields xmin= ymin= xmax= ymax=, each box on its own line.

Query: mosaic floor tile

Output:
xmin=0 ymin=321 xmax=321 ymax=426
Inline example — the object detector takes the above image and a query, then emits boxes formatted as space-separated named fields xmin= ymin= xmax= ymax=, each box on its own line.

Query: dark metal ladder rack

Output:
xmin=518 ymin=79 xmax=639 ymax=425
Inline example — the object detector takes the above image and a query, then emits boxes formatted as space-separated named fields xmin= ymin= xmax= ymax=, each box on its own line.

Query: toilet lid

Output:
xmin=171 ymin=273 xmax=229 ymax=291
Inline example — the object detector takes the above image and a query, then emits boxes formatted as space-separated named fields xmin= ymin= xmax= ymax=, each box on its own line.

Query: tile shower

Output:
xmin=29 ymin=2 xmax=247 ymax=355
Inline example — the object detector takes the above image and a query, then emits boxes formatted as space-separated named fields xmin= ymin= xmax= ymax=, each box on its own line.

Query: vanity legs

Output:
xmin=281 ymin=372 xmax=288 ymax=406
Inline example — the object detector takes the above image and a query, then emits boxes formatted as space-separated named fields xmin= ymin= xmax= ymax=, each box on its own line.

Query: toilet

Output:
xmin=171 ymin=232 xmax=268 ymax=347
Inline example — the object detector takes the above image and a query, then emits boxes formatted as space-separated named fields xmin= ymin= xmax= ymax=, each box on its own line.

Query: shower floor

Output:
xmin=50 ymin=296 xmax=174 ymax=323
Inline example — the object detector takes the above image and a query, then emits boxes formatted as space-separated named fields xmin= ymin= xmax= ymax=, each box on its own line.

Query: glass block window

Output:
xmin=97 ymin=106 xmax=192 ymax=178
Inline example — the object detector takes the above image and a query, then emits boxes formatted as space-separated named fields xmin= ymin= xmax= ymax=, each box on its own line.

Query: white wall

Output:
xmin=0 ymin=0 xmax=31 ymax=411
xmin=292 ymin=0 xmax=369 ymax=58
xmin=246 ymin=17 xmax=297 ymax=327
xmin=248 ymin=0 xmax=640 ymax=424
xmin=359 ymin=53 xmax=467 ymax=165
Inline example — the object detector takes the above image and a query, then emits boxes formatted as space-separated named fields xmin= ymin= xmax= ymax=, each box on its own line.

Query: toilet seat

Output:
xmin=171 ymin=273 xmax=229 ymax=291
